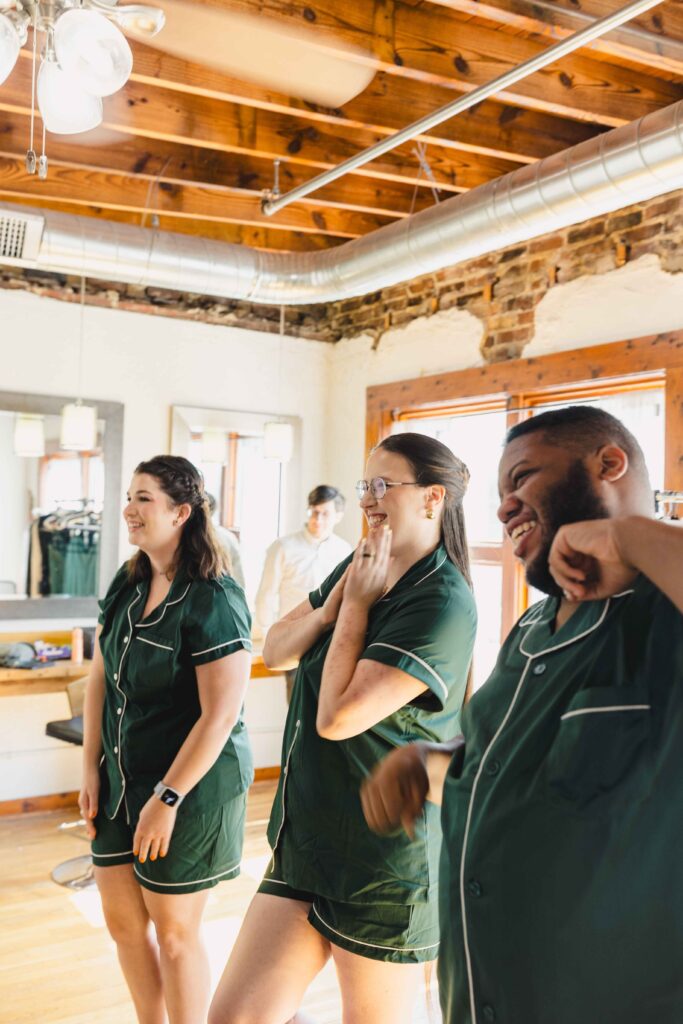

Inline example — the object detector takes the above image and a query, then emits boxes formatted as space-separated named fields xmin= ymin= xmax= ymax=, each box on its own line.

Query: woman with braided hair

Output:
xmin=80 ymin=455 xmax=253 ymax=1024
xmin=210 ymin=433 xmax=477 ymax=1024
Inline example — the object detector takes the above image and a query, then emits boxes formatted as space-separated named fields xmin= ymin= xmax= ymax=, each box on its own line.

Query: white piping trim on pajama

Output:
xmin=136 ymin=583 xmax=191 ymax=628
xmin=560 ymin=704 xmax=650 ymax=721
xmin=109 ymin=588 xmax=143 ymax=820
xmin=364 ymin=642 xmax=448 ymax=703
xmin=412 ymin=554 xmax=448 ymax=589
xmin=133 ymin=860 xmax=241 ymax=887
xmin=92 ymin=848 xmax=134 ymax=858
xmin=311 ymin=905 xmax=439 ymax=954
xmin=191 ymin=638 xmax=252 ymax=657
xmin=136 ymin=636 xmax=173 ymax=652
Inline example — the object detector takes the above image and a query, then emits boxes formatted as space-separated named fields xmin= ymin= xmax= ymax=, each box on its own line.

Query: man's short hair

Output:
xmin=506 ymin=405 xmax=647 ymax=474
xmin=308 ymin=485 xmax=345 ymax=512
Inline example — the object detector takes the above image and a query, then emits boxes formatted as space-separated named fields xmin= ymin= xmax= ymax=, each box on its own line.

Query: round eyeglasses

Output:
xmin=355 ymin=477 xmax=421 ymax=501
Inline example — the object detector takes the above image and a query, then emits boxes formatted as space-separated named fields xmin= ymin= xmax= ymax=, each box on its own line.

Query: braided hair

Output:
xmin=127 ymin=455 xmax=231 ymax=582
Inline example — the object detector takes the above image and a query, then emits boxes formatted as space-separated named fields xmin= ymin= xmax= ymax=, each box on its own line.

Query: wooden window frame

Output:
xmin=366 ymin=332 xmax=683 ymax=636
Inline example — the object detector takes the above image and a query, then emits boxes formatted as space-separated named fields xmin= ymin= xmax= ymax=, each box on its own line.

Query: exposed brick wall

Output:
xmin=0 ymin=265 xmax=331 ymax=342
xmin=2 ymin=188 xmax=682 ymax=353
xmin=323 ymin=189 xmax=683 ymax=361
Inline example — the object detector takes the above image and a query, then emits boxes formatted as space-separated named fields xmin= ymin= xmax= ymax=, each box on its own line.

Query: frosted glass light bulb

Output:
xmin=60 ymin=403 xmax=98 ymax=451
xmin=54 ymin=9 xmax=133 ymax=97
xmin=0 ymin=13 xmax=20 ymax=86
xmin=37 ymin=58 xmax=103 ymax=135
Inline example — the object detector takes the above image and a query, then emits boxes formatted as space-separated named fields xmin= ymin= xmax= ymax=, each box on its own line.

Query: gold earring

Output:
xmin=173 ymin=518 xmax=179 ymax=526
xmin=426 ymin=509 xmax=435 ymax=520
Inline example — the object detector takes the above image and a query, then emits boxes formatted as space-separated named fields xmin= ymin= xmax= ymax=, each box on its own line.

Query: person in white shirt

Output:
xmin=254 ymin=485 xmax=351 ymax=698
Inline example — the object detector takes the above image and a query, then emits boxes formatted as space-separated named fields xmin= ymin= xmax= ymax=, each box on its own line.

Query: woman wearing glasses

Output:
xmin=209 ymin=433 xmax=477 ymax=1024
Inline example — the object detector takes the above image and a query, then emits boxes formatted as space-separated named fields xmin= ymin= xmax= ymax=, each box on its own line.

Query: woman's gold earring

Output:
xmin=426 ymin=509 xmax=435 ymax=520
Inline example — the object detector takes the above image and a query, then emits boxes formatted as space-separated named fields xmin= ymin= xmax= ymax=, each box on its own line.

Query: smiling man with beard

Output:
xmin=361 ymin=405 xmax=683 ymax=1024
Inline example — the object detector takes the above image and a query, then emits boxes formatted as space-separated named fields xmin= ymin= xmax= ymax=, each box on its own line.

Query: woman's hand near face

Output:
xmin=343 ymin=527 xmax=392 ymax=610
xmin=133 ymin=795 xmax=178 ymax=863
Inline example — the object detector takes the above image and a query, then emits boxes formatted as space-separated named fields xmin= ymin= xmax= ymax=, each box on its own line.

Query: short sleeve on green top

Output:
xmin=438 ymin=575 xmax=683 ymax=1024
xmin=268 ymin=544 xmax=477 ymax=906
xmin=311 ymin=551 xmax=473 ymax=711
xmin=97 ymin=566 xmax=254 ymax=823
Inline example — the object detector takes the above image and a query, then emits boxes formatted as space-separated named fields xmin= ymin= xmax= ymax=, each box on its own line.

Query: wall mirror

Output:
xmin=170 ymin=406 xmax=301 ymax=606
xmin=0 ymin=390 xmax=123 ymax=620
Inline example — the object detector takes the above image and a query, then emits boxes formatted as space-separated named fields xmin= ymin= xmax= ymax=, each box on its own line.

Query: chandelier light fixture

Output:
xmin=0 ymin=0 xmax=164 ymax=176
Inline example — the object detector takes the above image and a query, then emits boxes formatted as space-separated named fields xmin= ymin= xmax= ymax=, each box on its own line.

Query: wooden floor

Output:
xmin=0 ymin=782 xmax=439 ymax=1024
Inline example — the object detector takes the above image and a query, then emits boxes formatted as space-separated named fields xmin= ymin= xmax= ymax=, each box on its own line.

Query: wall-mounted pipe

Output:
xmin=2 ymin=99 xmax=683 ymax=306
xmin=260 ymin=0 xmax=666 ymax=217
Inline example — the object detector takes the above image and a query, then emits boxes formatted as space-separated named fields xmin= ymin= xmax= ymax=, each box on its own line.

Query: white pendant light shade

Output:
xmin=201 ymin=430 xmax=227 ymax=464
xmin=263 ymin=422 xmax=294 ymax=463
xmin=37 ymin=59 xmax=103 ymax=134
xmin=54 ymin=9 xmax=133 ymax=97
xmin=0 ymin=13 xmax=20 ymax=87
xmin=13 ymin=415 xmax=45 ymax=458
xmin=60 ymin=403 xmax=97 ymax=451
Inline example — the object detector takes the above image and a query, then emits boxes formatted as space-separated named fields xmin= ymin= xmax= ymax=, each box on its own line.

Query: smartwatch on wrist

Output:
xmin=153 ymin=781 xmax=185 ymax=808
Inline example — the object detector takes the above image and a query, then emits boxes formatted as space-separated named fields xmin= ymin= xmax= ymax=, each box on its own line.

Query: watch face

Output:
xmin=160 ymin=788 xmax=179 ymax=806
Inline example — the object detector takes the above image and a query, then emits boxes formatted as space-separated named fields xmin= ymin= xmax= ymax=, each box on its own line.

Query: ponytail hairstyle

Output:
xmin=375 ymin=432 xmax=472 ymax=588
xmin=127 ymin=455 xmax=230 ymax=582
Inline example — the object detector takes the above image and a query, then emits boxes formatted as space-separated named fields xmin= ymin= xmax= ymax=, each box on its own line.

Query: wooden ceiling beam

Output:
xmin=0 ymin=194 xmax=341 ymax=251
xmin=428 ymin=0 xmax=683 ymax=81
xmin=120 ymin=43 xmax=601 ymax=165
xmin=193 ymin=0 xmax=683 ymax=126
xmin=0 ymin=112 xmax=439 ymax=219
xmin=2 ymin=62 xmax=520 ymax=193
xmin=0 ymin=155 xmax=397 ymax=238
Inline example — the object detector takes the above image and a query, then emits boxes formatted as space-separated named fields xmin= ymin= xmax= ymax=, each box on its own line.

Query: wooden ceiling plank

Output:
xmin=114 ymin=41 xmax=602 ymax=165
xmin=0 ymin=155 xmax=397 ymax=238
xmin=191 ymin=0 xmax=683 ymax=126
xmin=0 ymin=112 xmax=439 ymax=218
xmin=427 ymin=0 xmax=683 ymax=81
xmin=1 ymin=63 xmax=521 ymax=192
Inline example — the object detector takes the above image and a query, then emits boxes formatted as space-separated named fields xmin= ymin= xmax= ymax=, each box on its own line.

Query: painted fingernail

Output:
xmin=133 ymin=850 xmax=139 ymax=857
xmin=150 ymin=855 xmax=156 ymax=862
xmin=139 ymin=856 xmax=146 ymax=863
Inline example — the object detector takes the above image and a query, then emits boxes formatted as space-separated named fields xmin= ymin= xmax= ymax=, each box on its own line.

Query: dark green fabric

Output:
xmin=63 ymin=531 xmax=99 ymax=596
xmin=267 ymin=544 xmax=477 ymax=906
xmin=259 ymin=856 xmax=440 ymax=963
xmin=97 ymin=564 xmax=254 ymax=822
xmin=439 ymin=575 xmax=683 ymax=1024
xmin=92 ymin=786 xmax=247 ymax=893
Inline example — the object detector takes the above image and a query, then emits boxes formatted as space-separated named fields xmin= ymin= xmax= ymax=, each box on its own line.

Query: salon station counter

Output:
xmin=0 ymin=630 xmax=286 ymax=812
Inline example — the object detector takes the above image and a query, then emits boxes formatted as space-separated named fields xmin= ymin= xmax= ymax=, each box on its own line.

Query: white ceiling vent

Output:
xmin=0 ymin=211 xmax=44 ymax=264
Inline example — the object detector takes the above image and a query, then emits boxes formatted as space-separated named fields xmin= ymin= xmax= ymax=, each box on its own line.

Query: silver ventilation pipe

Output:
xmin=2 ymin=100 xmax=683 ymax=306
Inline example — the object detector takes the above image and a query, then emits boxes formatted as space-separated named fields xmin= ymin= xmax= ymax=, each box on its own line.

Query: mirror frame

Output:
xmin=0 ymin=389 xmax=123 ymax=619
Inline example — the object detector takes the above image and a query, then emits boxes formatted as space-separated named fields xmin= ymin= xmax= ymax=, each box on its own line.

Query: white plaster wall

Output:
xmin=528 ymin=254 xmax=683 ymax=356
xmin=327 ymin=307 xmax=484 ymax=544
xmin=0 ymin=287 xmax=332 ymax=797
xmin=0 ymin=289 xmax=332 ymax=562
xmin=0 ymin=415 xmax=28 ymax=594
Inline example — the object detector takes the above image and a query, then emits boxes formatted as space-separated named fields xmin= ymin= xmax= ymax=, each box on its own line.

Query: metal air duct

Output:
xmin=1 ymin=99 xmax=683 ymax=306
